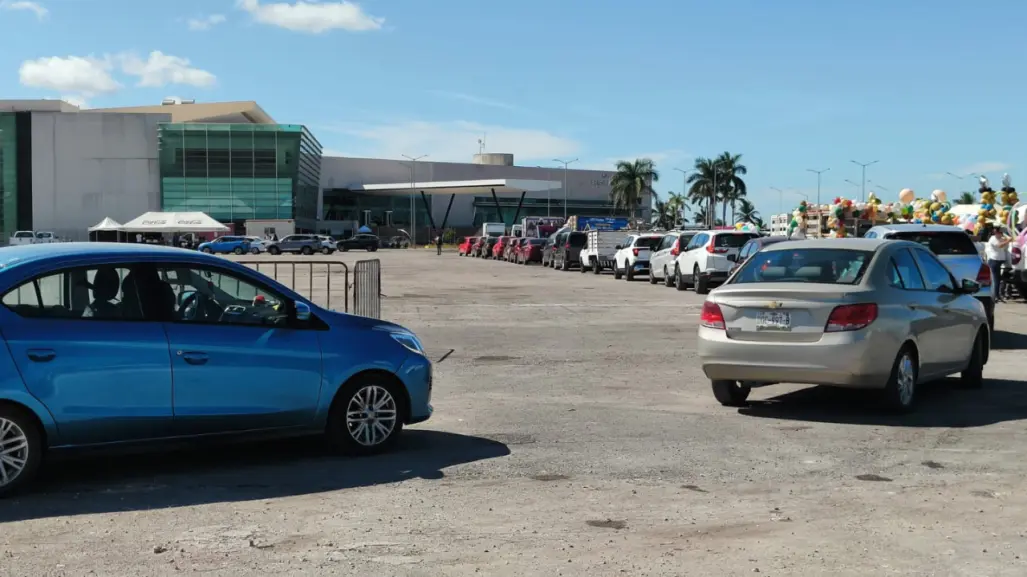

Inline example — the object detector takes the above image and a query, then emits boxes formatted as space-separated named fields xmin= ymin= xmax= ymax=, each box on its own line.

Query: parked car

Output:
xmin=864 ymin=224 xmax=995 ymax=332
xmin=0 ymin=243 xmax=433 ymax=497
xmin=9 ymin=231 xmax=57 ymax=246
xmin=649 ymin=232 xmax=695 ymax=287
xmin=613 ymin=233 xmax=664 ymax=281
xmin=504 ymin=237 xmax=522 ymax=261
xmin=458 ymin=237 xmax=477 ymax=256
xmin=244 ymin=236 xmax=269 ymax=254
xmin=317 ymin=235 xmax=337 ymax=255
xmin=519 ymin=238 xmax=547 ymax=264
xmin=493 ymin=236 xmax=513 ymax=260
xmin=470 ymin=237 xmax=487 ymax=257
xmin=267 ymin=234 xmax=322 ymax=255
xmin=552 ymin=231 xmax=587 ymax=271
xmin=672 ymin=230 xmax=759 ymax=293
xmin=480 ymin=236 xmax=500 ymax=259
xmin=198 ymin=236 xmax=252 ymax=255
xmin=338 ymin=234 xmax=380 ymax=252
xmin=697 ymin=238 xmax=989 ymax=413
xmin=541 ymin=235 xmax=558 ymax=267
xmin=730 ymin=236 xmax=791 ymax=275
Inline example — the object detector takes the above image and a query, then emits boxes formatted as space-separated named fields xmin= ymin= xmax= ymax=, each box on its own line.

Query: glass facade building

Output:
xmin=322 ymin=189 xmax=432 ymax=228
xmin=158 ymin=123 xmax=322 ymax=229
xmin=469 ymin=196 xmax=631 ymax=226
xmin=0 ymin=114 xmax=17 ymax=240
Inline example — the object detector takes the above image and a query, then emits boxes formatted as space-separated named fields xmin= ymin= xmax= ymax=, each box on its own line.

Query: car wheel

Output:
xmin=675 ymin=266 xmax=687 ymax=291
xmin=960 ymin=330 xmax=986 ymax=389
xmin=625 ymin=263 xmax=634 ymax=281
xmin=711 ymin=380 xmax=751 ymax=407
xmin=593 ymin=259 xmax=601 ymax=274
xmin=268 ymin=246 xmax=281 ymax=255
xmin=579 ymin=262 xmax=587 ymax=273
xmin=614 ymin=262 xmax=623 ymax=279
xmin=370 ymin=247 xmax=378 ymax=252
xmin=341 ymin=246 xmax=350 ymax=252
xmin=233 ymin=247 xmax=244 ymax=255
xmin=322 ymin=247 xmax=333 ymax=255
xmin=326 ymin=376 xmax=404 ymax=456
xmin=301 ymin=246 xmax=313 ymax=255
xmin=251 ymin=248 xmax=260 ymax=255
xmin=695 ymin=267 xmax=710 ymax=295
xmin=561 ymin=255 xmax=570 ymax=271
xmin=201 ymin=247 xmax=213 ymax=254
xmin=0 ymin=404 xmax=44 ymax=498
xmin=649 ymin=267 xmax=658 ymax=284
xmin=882 ymin=346 xmax=918 ymax=413
xmin=664 ymin=267 xmax=674 ymax=287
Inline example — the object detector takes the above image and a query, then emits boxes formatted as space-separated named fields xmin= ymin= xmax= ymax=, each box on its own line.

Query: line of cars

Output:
xmin=460 ymin=223 xmax=997 ymax=414
xmin=198 ymin=233 xmax=385 ymax=256
xmin=457 ymin=235 xmax=548 ymax=264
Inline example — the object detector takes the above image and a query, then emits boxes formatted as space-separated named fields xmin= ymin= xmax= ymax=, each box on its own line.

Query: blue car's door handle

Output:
xmin=26 ymin=349 xmax=56 ymax=363
xmin=178 ymin=351 xmax=209 ymax=366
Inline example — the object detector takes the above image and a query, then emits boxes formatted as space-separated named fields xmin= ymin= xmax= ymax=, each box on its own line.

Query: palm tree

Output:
xmin=955 ymin=191 xmax=976 ymax=205
xmin=735 ymin=199 xmax=761 ymax=225
xmin=649 ymin=193 xmax=676 ymax=229
xmin=667 ymin=192 xmax=688 ymax=227
xmin=610 ymin=158 xmax=659 ymax=222
xmin=714 ymin=152 xmax=747 ymax=225
xmin=686 ymin=158 xmax=719 ymax=227
xmin=693 ymin=205 xmax=710 ymax=228
xmin=686 ymin=153 xmax=748 ymax=227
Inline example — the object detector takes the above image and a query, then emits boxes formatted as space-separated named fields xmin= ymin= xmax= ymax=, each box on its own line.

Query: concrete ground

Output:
xmin=4 ymin=248 xmax=1027 ymax=576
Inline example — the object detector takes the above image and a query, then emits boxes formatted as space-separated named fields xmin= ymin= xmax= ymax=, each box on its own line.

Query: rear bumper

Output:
xmin=631 ymin=259 xmax=650 ymax=270
xmin=701 ymin=269 xmax=730 ymax=282
xmin=697 ymin=326 xmax=896 ymax=389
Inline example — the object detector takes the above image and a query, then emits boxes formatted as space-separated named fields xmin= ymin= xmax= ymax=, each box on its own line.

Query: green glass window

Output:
xmin=0 ymin=114 xmax=17 ymax=240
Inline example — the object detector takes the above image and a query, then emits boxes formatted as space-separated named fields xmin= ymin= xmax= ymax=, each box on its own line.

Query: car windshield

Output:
xmin=634 ymin=236 xmax=663 ymax=248
xmin=732 ymin=248 xmax=874 ymax=285
xmin=884 ymin=231 xmax=978 ymax=255
xmin=529 ymin=238 xmax=546 ymax=245
xmin=715 ymin=233 xmax=759 ymax=248
xmin=568 ymin=233 xmax=587 ymax=247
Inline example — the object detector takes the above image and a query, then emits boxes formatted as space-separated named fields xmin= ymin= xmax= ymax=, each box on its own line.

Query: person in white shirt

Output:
xmin=986 ymin=228 xmax=1011 ymax=302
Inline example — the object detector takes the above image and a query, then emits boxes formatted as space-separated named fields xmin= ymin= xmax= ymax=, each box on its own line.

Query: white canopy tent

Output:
xmin=119 ymin=212 xmax=229 ymax=233
xmin=87 ymin=217 xmax=123 ymax=232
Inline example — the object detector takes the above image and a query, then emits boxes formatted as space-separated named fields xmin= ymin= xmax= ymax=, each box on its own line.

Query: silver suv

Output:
xmin=864 ymin=223 xmax=994 ymax=331
xmin=266 ymin=234 xmax=322 ymax=255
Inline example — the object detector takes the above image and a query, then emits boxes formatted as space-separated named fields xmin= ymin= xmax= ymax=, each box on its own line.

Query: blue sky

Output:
xmin=1 ymin=0 xmax=1024 ymax=218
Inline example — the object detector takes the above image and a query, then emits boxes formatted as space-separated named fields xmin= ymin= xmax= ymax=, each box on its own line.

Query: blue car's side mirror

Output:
xmin=294 ymin=301 xmax=312 ymax=321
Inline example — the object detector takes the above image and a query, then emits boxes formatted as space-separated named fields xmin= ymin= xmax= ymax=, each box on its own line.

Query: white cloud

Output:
xmin=236 ymin=0 xmax=383 ymax=33
xmin=427 ymin=90 xmax=521 ymax=111
xmin=18 ymin=55 xmax=120 ymax=96
xmin=188 ymin=14 xmax=226 ymax=31
xmin=1 ymin=0 xmax=48 ymax=19
xmin=957 ymin=161 xmax=1009 ymax=175
xmin=118 ymin=51 xmax=216 ymax=88
xmin=332 ymin=120 xmax=579 ymax=163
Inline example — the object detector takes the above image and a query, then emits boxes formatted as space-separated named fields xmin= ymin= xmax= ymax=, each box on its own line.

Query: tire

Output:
xmin=695 ymin=267 xmax=710 ymax=295
xmin=626 ymin=263 xmax=634 ymax=281
xmin=614 ymin=262 xmax=623 ymax=280
xmin=960 ymin=330 xmax=986 ymax=389
xmin=250 ymin=248 xmax=260 ymax=255
xmin=341 ymin=246 xmax=350 ymax=252
xmin=649 ymin=267 xmax=658 ymax=284
xmin=322 ymin=247 xmax=333 ymax=255
xmin=711 ymin=380 xmax=751 ymax=407
xmin=325 ymin=376 xmax=404 ymax=456
xmin=233 ymin=247 xmax=244 ymax=255
xmin=987 ymin=311 xmax=995 ymax=335
xmin=0 ymin=404 xmax=44 ymax=498
xmin=664 ymin=267 xmax=674 ymax=287
xmin=561 ymin=254 xmax=570 ymax=271
xmin=593 ymin=259 xmax=601 ymax=274
xmin=674 ymin=265 xmax=687 ymax=291
xmin=201 ymin=247 xmax=213 ymax=254
xmin=301 ymin=246 xmax=313 ymax=255
xmin=580 ymin=262 xmax=587 ymax=273
xmin=268 ymin=246 xmax=281 ymax=255
xmin=882 ymin=346 xmax=918 ymax=413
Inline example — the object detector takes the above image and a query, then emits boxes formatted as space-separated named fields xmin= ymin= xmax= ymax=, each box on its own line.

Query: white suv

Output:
xmin=649 ymin=231 xmax=695 ymax=286
xmin=671 ymin=230 xmax=759 ymax=293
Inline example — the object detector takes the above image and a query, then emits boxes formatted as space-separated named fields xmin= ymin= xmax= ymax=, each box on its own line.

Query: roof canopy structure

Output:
xmin=120 ymin=212 xmax=229 ymax=233
xmin=357 ymin=179 xmax=562 ymax=195
xmin=87 ymin=101 xmax=275 ymax=124
xmin=87 ymin=217 xmax=122 ymax=232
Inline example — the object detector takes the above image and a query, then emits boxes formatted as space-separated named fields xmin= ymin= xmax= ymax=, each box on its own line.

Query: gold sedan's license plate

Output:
xmin=756 ymin=311 xmax=791 ymax=331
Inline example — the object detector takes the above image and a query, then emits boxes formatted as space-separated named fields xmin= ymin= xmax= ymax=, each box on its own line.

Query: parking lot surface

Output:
xmin=4 ymin=249 xmax=1027 ymax=576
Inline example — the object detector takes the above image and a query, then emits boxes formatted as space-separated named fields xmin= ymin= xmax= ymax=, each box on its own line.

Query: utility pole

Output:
xmin=402 ymin=154 xmax=428 ymax=245
xmin=553 ymin=158 xmax=577 ymax=219
xmin=673 ymin=167 xmax=692 ymax=227
xmin=850 ymin=159 xmax=878 ymax=203
xmin=806 ymin=168 xmax=830 ymax=237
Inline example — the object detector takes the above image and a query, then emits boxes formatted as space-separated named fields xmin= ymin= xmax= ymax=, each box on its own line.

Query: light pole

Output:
xmin=850 ymin=159 xmax=878 ymax=203
xmin=770 ymin=186 xmax=785 ymax=215
xmin=807 ymin=168 xmax=829 ymax=238
xmin=402 ymin=154 xmax=428 ymax=245
xmin=844 ymin=179 xmax=861 ymax=198
xmin=868 ymin=180 xmax=890 ymax=194
xmin=673 ymin=167 xmax=692 ymax=226
xmin=553 ymin=158 xmax=577 ymax=219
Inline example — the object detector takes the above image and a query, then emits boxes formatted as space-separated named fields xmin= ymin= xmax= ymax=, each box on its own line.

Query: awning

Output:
xmin=356 ymin=179 xmax=562 ymax=195
xmin=120 ymin=212 xmax=229 ymax=233
xmin=87 ymin=217 xmax=123 ymax=232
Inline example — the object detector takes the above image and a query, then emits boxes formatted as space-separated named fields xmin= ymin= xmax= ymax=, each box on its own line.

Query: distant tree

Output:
xmin=735 ymin=199 xmax=762 ymax=225
xmin=610 ymin=158 xmax=659 ymax=221
xmin=955 ymin=191 xmax=976 ymax=205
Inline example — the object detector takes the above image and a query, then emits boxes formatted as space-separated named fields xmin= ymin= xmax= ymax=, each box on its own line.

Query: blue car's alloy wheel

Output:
xmin=328 ymin=377 xmax=404 ymax=456
xmin=0 ymin=406 xmax=41 ymax=497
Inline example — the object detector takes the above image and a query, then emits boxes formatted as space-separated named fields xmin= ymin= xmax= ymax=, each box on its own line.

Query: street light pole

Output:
xmin=806 ymin=168 xmax=830 ymax=238
xmin=844 ymin=179 xmax=861 ymax=198
xmin=673 ymin=167 xmax=691 ymax=227
xmin=850 ymin=159 xmax=878 ymax=203
xmin=402 ymin=154 xmax=428 ymax=245
xmin=868 ymin=180 xmax=890 ymax=194
xmin=770 ymin=186 xmax=785 ymax=215
xmin=553 ymin=158 xmax=577 ymax=220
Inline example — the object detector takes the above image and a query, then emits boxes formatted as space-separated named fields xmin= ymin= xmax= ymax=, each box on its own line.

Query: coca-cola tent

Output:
xmin=87 ymin=217 xmax=125 ymax=242
xmin=119 ymin=212 xmax=229 ymax=233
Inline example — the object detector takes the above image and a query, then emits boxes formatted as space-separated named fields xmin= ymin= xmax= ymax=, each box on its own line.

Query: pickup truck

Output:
xmin=579 ymin=229 xmax=624 ymax=274
xmin=9 ymin=231 xmax=58 ymax=246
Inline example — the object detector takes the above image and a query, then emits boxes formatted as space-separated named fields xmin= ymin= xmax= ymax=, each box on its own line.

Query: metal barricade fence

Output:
xmin=353 ymin=259 xmax=381 ymax=319
xmin=236 ymin=260 xmax=351 ymax=313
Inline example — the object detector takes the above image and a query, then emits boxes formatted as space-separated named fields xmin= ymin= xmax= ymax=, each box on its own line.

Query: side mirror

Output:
xmin=960 ymin=278 xmax=981 ymax=294
xmin=614 ymin=245 xmax=622 ymax=250
xmin=294 ymin=301 xmax=312 ymax=321
xmin=727 ymin=254 xmax=737 ymax=262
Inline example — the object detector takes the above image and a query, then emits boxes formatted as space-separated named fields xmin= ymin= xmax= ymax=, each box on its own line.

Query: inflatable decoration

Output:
xmin=827 ymin=197 xmax=856 ymax=237
xmin=899 ymin=188 xmax=915 ymax=204
xmin=734 ymin=222 xmax=758 ymax=233
xmin=786 ymin=200 xmax=808 ymax=239
xmin=976 ymin=175 xmax=998 ymax=236
xmin=1000 ymin=173 xmax=1019 ymax=229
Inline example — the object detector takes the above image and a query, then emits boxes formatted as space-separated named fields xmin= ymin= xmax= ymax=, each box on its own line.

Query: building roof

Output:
xmin=86 ymin=101 xmax=276 ymax=124
xmin=357 ymin=179 xmax=563 ymax=195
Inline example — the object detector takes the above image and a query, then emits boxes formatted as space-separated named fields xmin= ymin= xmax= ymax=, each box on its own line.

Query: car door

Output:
xmin=650 ymin=235 xmax=672 ymax=278
xmin=0 ymin=263 xmax=174 ymax=445
xmin=152 ymin=263 xmax=324 ymax=435
xmin=910 ymin=248 xmax=976 ymax=373
xmin=678 ymin=233 xmax=706 ymax=273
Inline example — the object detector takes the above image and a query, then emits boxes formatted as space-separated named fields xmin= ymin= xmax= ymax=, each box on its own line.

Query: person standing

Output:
xmin=986 ymin=228 xmax=1011 ymax=302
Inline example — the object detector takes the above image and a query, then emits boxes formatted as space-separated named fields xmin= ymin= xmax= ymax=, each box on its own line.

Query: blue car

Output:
xmin=0 ymin=243 xmax=432 ymax=497
xmin=197 ymin=236 xmax=252 ymax=255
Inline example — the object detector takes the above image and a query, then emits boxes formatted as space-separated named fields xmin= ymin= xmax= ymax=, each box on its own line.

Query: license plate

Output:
xmin=756 ymin=311 xmax=791 ymax=331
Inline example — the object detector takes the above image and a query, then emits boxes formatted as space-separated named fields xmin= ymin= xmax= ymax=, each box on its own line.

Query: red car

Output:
xmin=506 ymin=237 xmax=523 ymax=261
xmin=459 ymin=236 xmax=478 ymax=256
xmin=493 ymin=236 xmax=512 ymax=259
xmin=520 ymin=237 xmax=546 ymax=264
xmin=470 ymin=237 xmax=487 ymax=257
